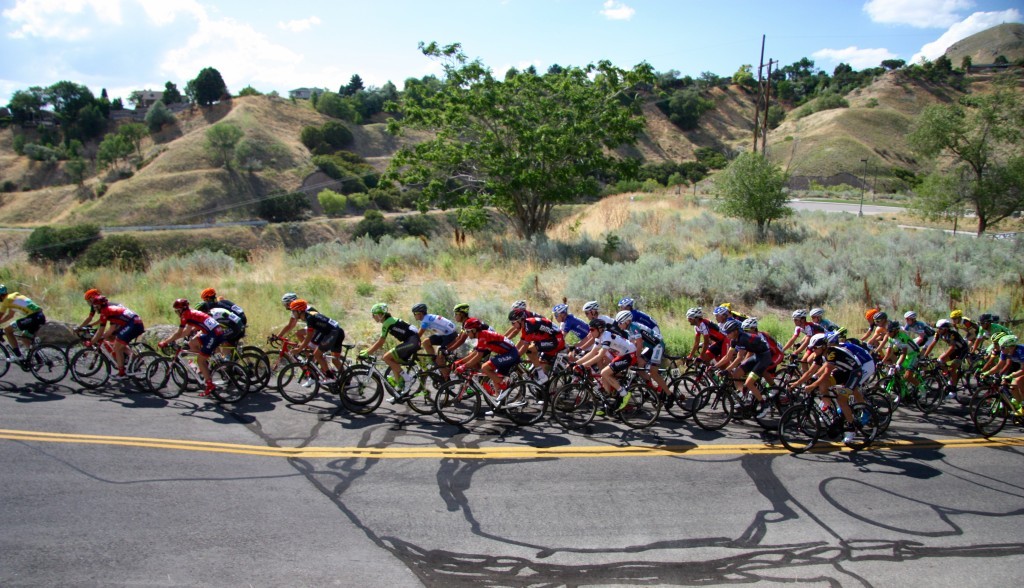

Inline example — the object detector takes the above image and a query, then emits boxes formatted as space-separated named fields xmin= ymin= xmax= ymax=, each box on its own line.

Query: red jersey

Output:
xmin=99 ymin=305 xmax=142 ymax=328
xmin=520 ymin=317 xmax=562 ymax=343
xmin=695 ymin=318 xmax=727 ymax=344
xmin=475 ymin=329 xmax=517 ymax=355
xmin=179 ymin=309 xmax=224 ymax=336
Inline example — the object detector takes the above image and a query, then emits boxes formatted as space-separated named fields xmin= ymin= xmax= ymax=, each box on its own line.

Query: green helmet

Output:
xmin=371 ymin=303 xmax=388 ymax=316
xmin=0 ymin=284 xmax=6 ymax=296
xmin=998 ymin=334 xmax=1018 ymax=348
xmin=453 ymin=303 xmax=470 ymax=314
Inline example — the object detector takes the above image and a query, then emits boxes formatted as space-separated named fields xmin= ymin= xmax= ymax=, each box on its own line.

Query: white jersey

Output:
xmin=420 ymin=314 xmax=457 ymax=336
xmin=599 ymin=330 xmax=636 ymax=356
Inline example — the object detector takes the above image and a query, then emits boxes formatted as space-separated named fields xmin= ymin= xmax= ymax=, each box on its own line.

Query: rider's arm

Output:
xmin=276 ymin=316 xmax=298 ymax=339
xmin=364 ymin=335 xmax=387 ymax=356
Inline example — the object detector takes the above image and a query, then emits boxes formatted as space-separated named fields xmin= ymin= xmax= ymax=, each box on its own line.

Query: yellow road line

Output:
xmin=2 ymin=428 xmax=1023 ymax=459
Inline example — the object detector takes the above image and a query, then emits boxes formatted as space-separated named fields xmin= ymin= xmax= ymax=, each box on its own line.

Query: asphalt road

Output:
xmin=2 ymin=367 xmax=1024 ymax=587
xmin=788 ymin=199 xmax=903 ymax=215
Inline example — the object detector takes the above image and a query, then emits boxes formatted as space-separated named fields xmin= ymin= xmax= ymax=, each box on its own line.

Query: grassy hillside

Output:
xmin=945 ymin=23 xmax=1024 ymax=66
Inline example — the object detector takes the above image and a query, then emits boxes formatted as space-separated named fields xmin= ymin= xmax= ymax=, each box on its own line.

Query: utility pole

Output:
xmin=753 ymin=35 xmax=777 ymax=156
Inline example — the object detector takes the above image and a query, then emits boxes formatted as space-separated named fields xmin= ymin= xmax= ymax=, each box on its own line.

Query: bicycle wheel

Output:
xmin=665 ymin=375 xmax=699 ymax=421
xmin=433 ymin=379 xmax=480 ymax=426
xmin=338 ymin=366 xmax=384 ymax=415
xmin=845 ymin=403 xmax=879 ymax=450
xmin=407 ymin=372 xmax=442 ymax=416
xmin=68 ymin=347 xmax=110 ymax=389
xmin=237 ymin=351 xmax=271 ymax=394
xmin=754 ymin=386 xmax=792 ymax=431
xmin=778 ymin=405 xmax=824 ymax=454
xmin=144 ymin=357 xmax=182 ymax=399
xmin=617 ymin=384 xmax=660 ymax=429
xmin=863 ymin=391 xmax=893 ymax=434
xmin=210 ymin=361 xmax=249 ymax=403
xmin=692 ymin=387 xmax=734 ymax=431
xmin=504 ymin=380 xmax=547 ymax=426
xmin=873 ymin=377 xmax=903 ymax=411
xmin=28 ymin=344 xmax=69 ymax=384
xmin=914 ymin=375 xmax=944 ymax=414
xmin=277 ymin=361 xmax=320 ymax=404
xmin=0 ymin=345 xmax=10 ymax=378
xmin=971 ymin=393 xmax=1008 ymax=438
xmin=551 ymin=383 xmax=598 ymax=430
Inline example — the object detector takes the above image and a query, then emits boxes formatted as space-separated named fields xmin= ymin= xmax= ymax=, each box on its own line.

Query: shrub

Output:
xmin=255 ymin=191 xmax=312 ymax=222
xmin=145 ymin=101 xmax=176 ymax=132
xmin=76 ymin=235 xmax=149 ymax=271
xmin=12 ymin=134 xmax=27 ymax=155
xmin=321 ymin=121 xmax=353 ymax=149
xmin=695 ymin=147 xmax=728 ymax=169
xmin=150 ymin=249 xmax=236 ymax=276
xmin=398 ymin=213 xmax=436 ymax=237
xmin=95 ymin=182 xmax=108 ymax=198
xmin=641 ymin=178 xmax=661 ymax=193
xmin=24 ymin=224 xmax=101 ymax=264
xmin=181 ymin=238 xmax=250 ymax=263
xmin=318 ymin=188 xmax=348 ymax=217
xmin=351 ymin=209 xmax=398 ymax=241
xmin=1 ymin=180 xmax=16 ymax=193
xmin=300 ymin=125 xmax=324 ymax=151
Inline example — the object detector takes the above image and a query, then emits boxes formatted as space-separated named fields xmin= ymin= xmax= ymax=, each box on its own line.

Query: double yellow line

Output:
xmin=2 ymin=428 xmax=1022 ymax=459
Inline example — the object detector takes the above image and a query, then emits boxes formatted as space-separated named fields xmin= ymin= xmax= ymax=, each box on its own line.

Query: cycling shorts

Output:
xmin=197 ymin=332 xmax=223 ymax=357
xmin=486 ymin=349 xmax=520 ymax=375
xmin=428 ymin=332 xmax=458 ymax=348
xmin=640 ymin=343 xmax=664 ymax=366
xmin=390 ymin=338 xmax=421 ymax=363
xmin=609 ymin=353 xmax=636 ymax=375
xmin=312 ymin=328 xmax=345 ymax=354
xmin=706 ymin=340 xmax=726 ymax=360
xmin=114 ymin=321 xmax=144 ymax=345
xmin=536 ymin=337 xmax=566 ymax=360
xmin=15 ymin=312 xmax=46 ymax=336
xmin=900 ymin=352 xmax=919 ymax=371
xmin=740 ymin=353 xmax=774 ymax=378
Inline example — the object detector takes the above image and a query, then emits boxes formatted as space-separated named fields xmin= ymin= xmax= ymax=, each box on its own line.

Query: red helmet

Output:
xmin=464 ymin=317 xmax=482 ymax=331
xmin=289 ymin=299 xmax=308 ymax=313
xmin=172 ymin=298 xmax=190 ymax=311
xmin=92 ymin=295 xmax=109 ymax=307
xmin=84 ymin=288 xmax=101 ymax=302
xmin=201 ymin=288 xmax=217 ymax=300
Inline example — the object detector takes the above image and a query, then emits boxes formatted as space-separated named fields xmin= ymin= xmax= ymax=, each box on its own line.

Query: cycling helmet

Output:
xmin=510 ymin=300 xmax=528 ymax=311
xmin=201 ymin=288 xmax=217 ymax=299
xmin=865 ymin=308 xmax=880 ymax=321
xmin=904 ymin=310 xmax=917 ymax=320
xmin=411 ymin=303 xmax=428 ymax=314
xmin=1000 ymin=335 xmax=1019 ymax=348
xmin=618 ymin=297 xmax=635 ymax=309
xmin=686 ymin=307 xmax=703 ymax=319
xmin=371 ymin=303 xmax=388 ymax=316
xmin=713 ymin=306 xmax=729 ymax=316
xmin=720 ymin=302 xmax=733 ymax=310
xmin=92 ymin=295 xmax=109 ymax=307
xmin=824 ymin=331 xmax=843 ymax=345
xmin=874 ymin=311 xmax=888 ymax=322
xmin=615 ymin=310 xmax=633 ymax=324
xmin=281 ymin=292 xmax=298 ymax=305
xmin=950 ymin=309 xmax=963 ymax=319
xmin=588 ymin=318 xmax=607 ymax=330
xmin=463 ymin=317 xmax=482 ymax=331
xmin=582 ymin=301 xmax=600 ymax=312
xmin=552 ymin=303 xmax=569 ymax=315
xmin=808 ymin=333 xmax=828 ymax=348
xmin=0 ymin=284 xmax=6 ymax=296
xmin=935 ymin=318 xmax=953 ymax=330
xmin=722 ymin=319 xmax=741 ymax=334
xmin=886 ymin=321 xmax=901 ymax=333
xmin=792 ymin=309 xmax=808 ymax=319
xmin=508 ymin=309 xmax=527 ymax=322
xmin=289 ymin=299 xmax=308 ymax=313
xmin=453 ymin=303 xmax=470 ymax=314
xmin=810 ymin=308 xmax=825 ymax=318
xmin=172 ymin=298 xmax=189 ymax=310
xmin=741 ymin=317 xmax=758 ymax=331
xmin=84 ymin=288 xmax=101 ymax=301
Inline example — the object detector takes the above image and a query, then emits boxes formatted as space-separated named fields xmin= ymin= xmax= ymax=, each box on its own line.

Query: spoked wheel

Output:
xmin=210 ymin=361 xmax=249 ymax=403
xmin=664 ymin=375 xmax=699 ymax=421
xmin=863 ymin=391 xmax=893 ymax=434
xmin=504 ymin=380 xmax=547 ymax=426
xmin=406 ymin=372 xmax=443 ymax=416
xmin=145 ymin=358 xmax=183 ymax=400
xmin=754 ymin=386 xmax=794 ymax=431
xmin=238 ymin=351 xmax=272 ymax=393
xmin=778 ymin=405 xmax=824 ymax=454
xmin=550 ymin=383 xmax=598 ymax=430
xmin=692 ymin=387 xmax=734 ymax=431
xmin=0 ymin=345 xmax=11 ymax=378
xmin=338 ymin=366 xmax=384 ymax=415
xmin=845 ymin=403 xmax=879 ymax=450
xmin=617 ymin=384 xmax=660 ymax=429
xmin=28 ymin=344 xmax=69 ymax=384
xmin=68 ymin=347 xmax=111 ymax=389
xmin=433 ymin=379 xmax=480 ymax=426
xmin=914 ymin=375 xmax=945 ymax=414
xmin=971 ymin=393 xmax=1008 ymax=438
xmin=276 ymin=361 xmax=319 ymax=404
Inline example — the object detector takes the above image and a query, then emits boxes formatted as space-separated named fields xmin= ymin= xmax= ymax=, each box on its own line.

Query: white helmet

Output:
xmin=686 ymin=307 xmax=703 ymax=319
xmin=904 ymin=310 xmax=917 ymax=320
xmin=808 ymin=333 xmax=828 ymax=348
xmin=792 ymin=309 xmax=808 ymax=319
xmin=615 ymin=310 xmax=633 ymax=325
xmin=281 ymin=292 xmax=298 ymax=305
xmin=810 ymin=308 xmax=825 ymax=318
xmin=741 ymin=317 xmax=758 ymax=331
xmin=936 ymin=318 xmax=953 ymax=329
xmin=582 ymin=301 xmax=600 ymax=312
xmin=510 ymin=300 xmax=528 ymax=311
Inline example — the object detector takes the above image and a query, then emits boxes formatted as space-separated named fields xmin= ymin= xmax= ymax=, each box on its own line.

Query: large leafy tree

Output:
xmin=205 ymin=122 xmax=244 ymax=168
xmin=387 ymin=42 xmax=654 ymax=239
xmin=714 ymin=151 xmax=790 ymax=238
xmin=6 ymin=87 xmax=45 ymax=124
xmin=187 ymin=67 xmax=228 ymax=106
xmin=908 ymin=75 xmax=1024 ymax=235
xmin=163 ymin=81 xmax=183 ymax=104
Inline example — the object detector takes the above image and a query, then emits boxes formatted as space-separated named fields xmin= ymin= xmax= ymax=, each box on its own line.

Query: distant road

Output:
xmin=788 ymin=199 xmax=903 ymax=215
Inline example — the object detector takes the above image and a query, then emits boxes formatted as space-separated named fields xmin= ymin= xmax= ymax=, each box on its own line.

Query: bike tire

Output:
xmin=0 ymin=345 xmax=10 ymax=378
xmin=29 ymin=344 xmax=69 ymax=384
xmin=210 ymin=360 xmax=249 ymax=403
xmin=863 ymin=391 xmax=893 ymax=434
xmin=971 ymin=393 xmax=1008 ymax=438
xmin=550 ymin=383 xmax=598 ymax=430
xmin=68 ymin=347 xmax=110 ymax=389
xmin=665 ymin=375 xmax=699 ymax=421
xmin=406 ymin=372 xmax=442 ymax=416
xmin=754 ymin=386 xmax=793 ymax=431
xmin=237 ymin=351 xmax=271 ymax=393
xmin=873 ymin=377 xmax=903 ymax=411
xmin=145 ymin=358 xmax=182 ymax=399
xmin=433 ymin=379 xmax=480 ymax=426
xmin=914 ymin=375 xmax=944 ymax=414
xmin=277 ymin=361 xmax=320 ymax=404
xmin=617 ymin=384 xmax=660 ymax=429
xmin=845 ymin=403 xmax=879 ymax=450
xmin=338 ymin=366 xmax=384 ymax=415
xmin=778 ymin=405 xmax=823 ymax=454
xmin=504 ymin=380 xmax=547 ymax=426
xmin=692 ymin=387 xmax=733 ymax=431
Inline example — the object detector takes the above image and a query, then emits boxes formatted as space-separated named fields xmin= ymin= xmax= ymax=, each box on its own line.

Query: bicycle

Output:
xmin=777 ymin=387 xmax=880 ymax=454
xmin=275 ymin=344 xmax=355 ymax=405
xmin=67 ymin=337 xmax=157 ymax=391
xmin=0 ymin=327 xmax=68 ymax=384
xmin=143 ymin=340 xmax=249 ymax=403
xmin=337 ymin=352 xmax=451 ymax=416
xmin=970 ymin=381 xmax=1024 ymax=438
xmin=433 ymin=368 xmax=547 ymax=427
xmin=215 ymin=341 xmax=272 ymax=395
xmin=868 ymin=363 xmax=943 ymax=414
xmin=549 ymin=365 xmax=660 ymax=430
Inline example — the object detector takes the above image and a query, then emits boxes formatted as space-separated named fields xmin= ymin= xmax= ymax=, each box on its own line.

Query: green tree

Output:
xmin=317 ymin=188 xmax=348 ymax=216
xmin=387 ymin=42 xmax=654 ymax=239
xmin=732 ymin=64 xmax=756 ymax=91
xmin=76 ymin=235 xmax=149 ymax=271
xmin=662 ymin=88 xmax=715 ymax=130
xmin=881 ymin=59 xmax=906 ymax=71
xmin=908 ymin=77 xmax=1024 ymax=235
xmin=163 ymin=81 xmax=183 ymax=104
xmin=23 ymin=224 xmax=101 ymax=264
xmin=960 ymin=55 xmax=973 ymax=71
xmin=321 ymin=120 xmax=353 ymax=149
xmin=205 ymin=122 xmax=244 ymax=168
xmin=97 ymin=133 xmax=134 ymax=172
xmin=7 ymin=87 xmax=45 ymax=125
xmin=188 ymin=67 xmax=228 ymax=106
xmin=117 ymin=122 xmax=148 ymax=158
xmin=342 ymin=74 xmax=364 ymax=96
xmin=144 ymin=100 xmax=175 ymax=132
xmin=237 ymin=85 xmax=262 ymax=97
xmin=46 ymin=81 xmax=95 ymax=127
xmin=316 ymin=91 xmax=358 ymax=121
xmin=714 ymin=151 xmax=790 ymax=238
xmin=65 ymin=157 xmax=88 ymax=187
xmin=255 ymin=191 xmax=312 ymax=222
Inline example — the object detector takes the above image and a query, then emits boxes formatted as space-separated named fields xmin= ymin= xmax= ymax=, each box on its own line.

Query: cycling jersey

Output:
xmin=521 ymin=316 xmax=566 ymax=357
xmin=794 ymin=322 xmax=825 ymax=338
xmin=887 ymin=330 xmax=920 ymax=354
xmin=178 ymin=309 xmax=223 ymax=336
xmin=757 ymin=331 xmax=785 ymax=366
xmin=628 ymin=309 xmax=660 ymax=334
xmin=815 ymin=318 xmax=839 ymax=332
xmin=731 ymin=331 xmax=770 ymax=356
xmin=0 ymin=293 xmax=42 ymax=315
xmin=936 ymin=329 xmax=969 ymax=354
xmin=474 ymin=330 xmax=517 ymax=355
xmin=98 ymin=305 xmax=142 ymax=327
xmin=979 ymin=323 xmax=1011 ymax=341
xmin=381 ymin=316 xmax=419 ymax=342
xmin=840 ymin=341 xmax=873 ymax=365
xmin=420 ymin=314 xmax=457 ymax=337
xmin=1000 ymin=346 xmax=1024 ymax=364
xmin=598 ymin=329 xmax=636 ymax=357
xmin=818 ymin=345 xmax=862 ymax=386
xmin=198 ymin=299 xmax=247 ymax=325
xmin=955 ymin=318 xmax=979 ymax=338
xmin=559 ymin=313 xmax=590 ymax=340
xmin=904 ymin=320 xmax=935 ymax=343
xmin=694 ymin=318 xmax=727 ymax=343
xmin=624 ymin=321 xmax=664 ymax=365
xmin=209 ymin=307 xmax=244 ymax=329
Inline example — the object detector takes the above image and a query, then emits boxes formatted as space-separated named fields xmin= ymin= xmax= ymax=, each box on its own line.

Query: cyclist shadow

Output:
xmin=0 ymin=380 xmax=69 ymax=403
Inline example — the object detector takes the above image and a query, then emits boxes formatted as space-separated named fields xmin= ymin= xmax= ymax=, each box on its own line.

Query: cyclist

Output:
xmin=274 ymin=293 xmax=312 ymax=346
xmin=413 ymin=303 xmax=458 ymax=376
xmin=79 ymin=288 xmax=104 ymax=330
xmin=924 ymin=318 xmax=970 ymax=398
xmin=553 ymin=303 xmax=590 ymax=348
xmin=618 ymin=297 xmax=660 ymax=336
xmin=789 ymin=333 xmax=863 ymax=444
xmin=363 ymin=303 xmax=421 ymax=395
xmin=577 ymin=317 xmax=637 ymax=414
xmin=879 ymin=320 xmax=923 ymax=392
xmin=616 ymin=309 xmax=668 ymax=395
xmin=207 ymin=306 xmax=247 ymax=358
xmin=508 ymin=309 xmax=564 ymax=385
xmin=741 ymin=317 xmax=785 ymax=388
xmin=716 ymin=302 xmax=748 ymax=323
xmin=715 ymin=319 xmax=773 ymax=417
xmin=686 ymin=307 xmax=729 ymax=362
xmin=447 ymin=303 xmax=476 ymax=354
xmin=983 ymin=336 xmax=1024 ymax=415
xmin=903 ymin=311 xmax=935 ymax=353
xmin=860 ymin=308 xmax=882 ymax=342
xmin=973 ymin=313 xmax=1011 ymax=356
xmin=88 ymin=296 xmax=144 ymax=380
xmin=0 ymin=284 xmax=47 ymax=364
xmin=949 ymin=309 xmax=979 ymax=344
xmin=451 ymin=317 xmax=520 ymax=398
xmin=865 ymin=311 xmax=892 ymax=350
xmin=810 ymin=308 xmax=839 ymax=333
xmin=158 ymin=299 xmax=224 ymax=397
xmin=836 ymin=329 xmax=875 ymax=397
xmin=197 ymin=288 xmax=247 ymax=328
xmin=572 ymin=301 xmax=613 ymax=358
xmin=781 ymin=309 xmax=825 ymax=367
xmin=289 ymin=299 xmax=345 ymax=383
xmin=502 ymin=300 xmax=541 ymax=338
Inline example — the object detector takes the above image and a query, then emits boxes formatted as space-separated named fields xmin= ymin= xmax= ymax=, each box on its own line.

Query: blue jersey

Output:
xmin=1000 ymin=346 xmax=1024 ymax=364
xmin=559 ymin=313 xmax=590 ymax=340
xmin=841 ymin=341 xmax=872 ymax=365
xmin=629 ymin=309 xmax=659 ymax=335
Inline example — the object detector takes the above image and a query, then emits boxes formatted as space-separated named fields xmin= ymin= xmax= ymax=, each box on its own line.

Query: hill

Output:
xmin=944 ymin=22 xmax=1024 ymax=66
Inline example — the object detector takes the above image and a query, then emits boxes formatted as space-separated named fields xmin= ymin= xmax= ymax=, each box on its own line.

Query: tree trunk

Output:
xmin=976 ymin=215 xmax=987 ymax=237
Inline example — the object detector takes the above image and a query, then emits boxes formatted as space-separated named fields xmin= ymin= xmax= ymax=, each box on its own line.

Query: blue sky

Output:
xmin=1 ymin=0 xmax=1021 ymax=107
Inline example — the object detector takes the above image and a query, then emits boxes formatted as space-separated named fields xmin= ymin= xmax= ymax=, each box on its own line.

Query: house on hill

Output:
xmin=289 ymin=87 xmax=326 ymax=100
xmin=131 ymin=90 xmax=164 ymax=109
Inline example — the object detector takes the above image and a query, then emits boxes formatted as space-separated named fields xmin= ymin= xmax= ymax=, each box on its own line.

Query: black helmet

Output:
xmin=508 ymin=309 xmax=527 ymax=322
xmin=411 ymin=303 xmax=427 ymax=314
xmin=588 ymin=318 xmax=607 ymax=330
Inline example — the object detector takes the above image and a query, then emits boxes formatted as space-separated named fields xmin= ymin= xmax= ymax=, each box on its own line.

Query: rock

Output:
xmin=37 ymin=321 xmax=81 ymax=347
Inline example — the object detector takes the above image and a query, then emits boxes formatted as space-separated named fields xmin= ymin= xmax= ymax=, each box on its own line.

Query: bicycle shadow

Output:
xmin=0 ymin=380 xmax=69 ymax=403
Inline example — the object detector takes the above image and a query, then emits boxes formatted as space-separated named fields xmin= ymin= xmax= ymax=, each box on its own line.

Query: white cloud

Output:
xmin=863 ymin=0 xmax=974 ymax=29
xmin=278 ymin=16 xmax=321 ymax=33
xmin=2 ymin=0 xmax=121 ymax=40
xmin=135 ymin=0 xmax=205 ymax=27
xmin=812 ymin=46 xmax=898 ymax=69
xmin=912 ymin=9 xmax=1023 ymax=62
xmin=600 ymin=1 xmax=635 ymax=21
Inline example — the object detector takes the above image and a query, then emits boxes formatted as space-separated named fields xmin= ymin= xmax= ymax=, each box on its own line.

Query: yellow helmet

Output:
xmin=949 ymin=309 xmax=963 ymax=319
